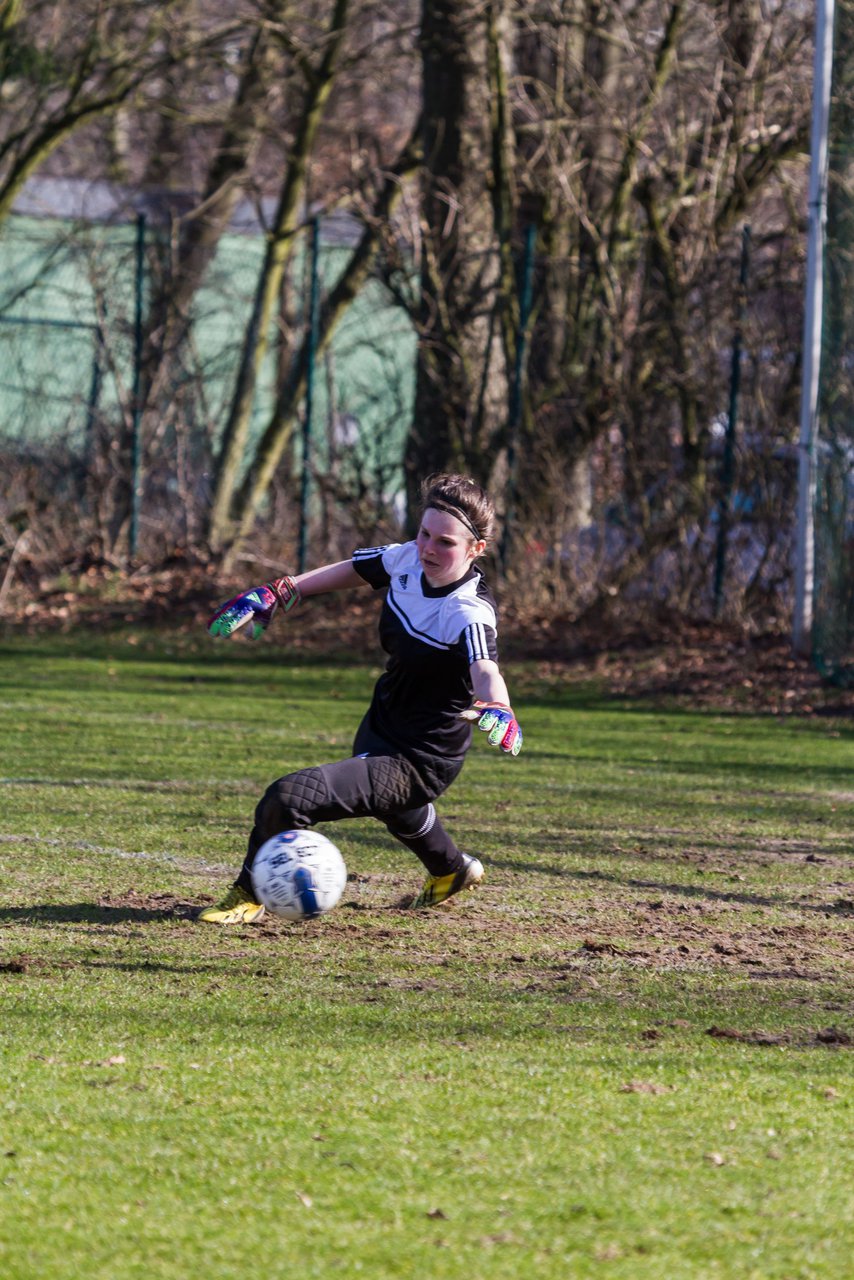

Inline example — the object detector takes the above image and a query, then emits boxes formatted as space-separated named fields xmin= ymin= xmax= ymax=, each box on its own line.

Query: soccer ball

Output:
xmin=251 ymin=830 xmax=347 ymax=921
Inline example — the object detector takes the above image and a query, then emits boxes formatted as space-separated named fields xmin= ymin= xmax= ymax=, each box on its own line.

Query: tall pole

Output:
xmin=298 ymin=217 xmax=321 ymax=575
xmin=794 ymin=0 xmax=835 ymax=655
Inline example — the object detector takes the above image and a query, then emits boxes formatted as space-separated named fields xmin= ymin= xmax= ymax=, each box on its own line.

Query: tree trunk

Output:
xmin=207 ymin=0 xmax=350 ymax=552
xmin=226 ymin=127 xmax=422 ymax=559
xmin=404 ymin=0 xmax=514 ymax=518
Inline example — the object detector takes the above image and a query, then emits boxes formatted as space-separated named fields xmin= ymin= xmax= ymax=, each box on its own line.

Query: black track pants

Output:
xmin=235 ymin=720 xmax=465 ymax=891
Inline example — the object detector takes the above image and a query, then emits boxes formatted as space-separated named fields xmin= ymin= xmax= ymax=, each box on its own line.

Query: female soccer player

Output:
xmin=199 ymin=473 xmax=523 ymax=924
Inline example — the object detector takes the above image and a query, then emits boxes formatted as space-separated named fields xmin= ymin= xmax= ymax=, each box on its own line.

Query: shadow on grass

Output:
xmin=485 ymin=859 xmax=854 ymax=916
xmin=0 ymin=901 xmax=196 ymax=925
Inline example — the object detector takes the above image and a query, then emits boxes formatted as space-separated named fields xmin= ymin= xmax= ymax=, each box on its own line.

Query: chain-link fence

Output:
xmin=0 ymin=197 xmax=414 ymax=565
xmin=0 ymin=216 xmax=118 ymax=449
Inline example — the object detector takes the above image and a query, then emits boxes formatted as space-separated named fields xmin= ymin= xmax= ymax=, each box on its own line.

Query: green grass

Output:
xmin=0 ymin=631 xmax=852 ymax=1279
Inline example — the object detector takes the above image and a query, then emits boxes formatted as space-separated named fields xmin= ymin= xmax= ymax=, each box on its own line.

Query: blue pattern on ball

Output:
xmin=293 ymin=865 xmax=320 ymax=918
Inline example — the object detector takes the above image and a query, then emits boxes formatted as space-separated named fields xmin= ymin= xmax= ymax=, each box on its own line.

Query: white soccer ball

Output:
xmin=251 ymin=830 xmax=347 ymax=921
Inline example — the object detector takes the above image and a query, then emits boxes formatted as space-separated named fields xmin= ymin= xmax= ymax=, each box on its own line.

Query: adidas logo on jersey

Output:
xmin=398 ymin=573 xmax=409 ymax=589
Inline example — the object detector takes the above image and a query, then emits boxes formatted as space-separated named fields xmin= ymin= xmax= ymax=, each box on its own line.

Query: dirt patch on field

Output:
xmin=8 ymin=879 xmax=850 ymax=1055
xmin=516 ymin=623 xmax=853 ymax=717
xmin=591 ymin=630 xmax=853 ymax=716
xmin=85 ymin=873 xmax=854 ymax=993
xmin=96 ymin=889 xmax=203 ymax=921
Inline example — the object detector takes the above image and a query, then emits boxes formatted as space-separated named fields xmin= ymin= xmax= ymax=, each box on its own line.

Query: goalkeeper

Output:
xmin=199 ymin=472 xmax=523 ymax=924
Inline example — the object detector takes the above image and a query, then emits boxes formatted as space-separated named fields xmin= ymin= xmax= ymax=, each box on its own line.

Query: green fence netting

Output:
xmin=0 ymin=208 xmax=414 ymax=532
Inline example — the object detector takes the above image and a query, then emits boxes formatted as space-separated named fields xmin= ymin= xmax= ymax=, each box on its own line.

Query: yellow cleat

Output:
xmin=197 ymin=885 xmax=266 ymax=925
xmin=410 ymin=855 xmax=483 ymax=909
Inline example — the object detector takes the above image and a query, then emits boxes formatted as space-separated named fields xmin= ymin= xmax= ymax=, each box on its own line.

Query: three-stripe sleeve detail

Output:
xmin=464 ymin=621 xmax=493 ymax=664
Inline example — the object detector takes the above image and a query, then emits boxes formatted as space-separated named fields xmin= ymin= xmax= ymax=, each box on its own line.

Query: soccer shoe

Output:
xmin=410 ymin=855 xmax=484 ymax=909
xmin=197 ymin=886 xmax=266 ymax=925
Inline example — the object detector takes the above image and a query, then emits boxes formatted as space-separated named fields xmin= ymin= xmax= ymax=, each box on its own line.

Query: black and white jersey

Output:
xmin=352 ymin=541 xmax=499 ymax=763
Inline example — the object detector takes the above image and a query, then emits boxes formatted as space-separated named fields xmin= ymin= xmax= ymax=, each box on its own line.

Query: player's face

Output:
xmin=417 ymin=507 xmax=485 ymax=587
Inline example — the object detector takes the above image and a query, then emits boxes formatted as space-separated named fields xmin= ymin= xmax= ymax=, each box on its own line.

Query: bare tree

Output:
xmin=139 ymin=7 xmax=291 ymax=387
xmin=206 ymin=0 xmax=351 ymax=551
xmin=0 ymin=1 xmax=220 ymax=223
xmin=113 ymin=5 xmax=296 ymax=556
xmin=504 ymin=0 xmax=811 ymax=610
xmin=225 ymin=123 xmax=421 ymax=557
xmin=0 ymin=0 xmax=816 ymax=626
xmin=403 ymin=0 xmax=516 ymax=514
xmin=208 ymin=0 xmax=421 ymax=553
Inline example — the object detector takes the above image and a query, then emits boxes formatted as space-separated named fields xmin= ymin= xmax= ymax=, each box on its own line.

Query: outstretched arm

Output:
xmin=208 ymin=557 xmax=368 ymax=639
xmin=464 ymin=659 xmax=523 ymax=756
xmin=294 ymin=559 xmax=366 ymax=598
xmin=470 ymin=658 xmax=512 ymax=707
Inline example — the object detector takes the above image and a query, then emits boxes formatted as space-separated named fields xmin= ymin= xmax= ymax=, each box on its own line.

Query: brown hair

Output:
xmin=419 ymin=473 xmax=496 ymax=546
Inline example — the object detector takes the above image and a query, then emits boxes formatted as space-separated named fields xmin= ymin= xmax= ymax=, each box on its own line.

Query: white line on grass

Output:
xmin=0 ymin=777 xmax=256 ymax=794
xmin=0 ymin=832 xmax=230 ymax=874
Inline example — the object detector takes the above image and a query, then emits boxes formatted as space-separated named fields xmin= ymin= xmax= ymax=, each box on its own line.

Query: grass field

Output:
xmin=0 ymin=631 xmax=851 ymax=1279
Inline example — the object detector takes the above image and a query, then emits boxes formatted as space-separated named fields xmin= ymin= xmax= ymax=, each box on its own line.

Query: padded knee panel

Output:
xmin=255 ymin=767 xmax=330 ymax=834
xmin=365 ymin=754 xmax=421 ymax=813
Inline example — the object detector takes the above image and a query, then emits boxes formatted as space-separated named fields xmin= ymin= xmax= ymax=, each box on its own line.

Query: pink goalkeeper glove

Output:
xmin=207 ymin=576 xmax=301 ymax=639
xmin=460 ymin=701 xmax=523 ymax=756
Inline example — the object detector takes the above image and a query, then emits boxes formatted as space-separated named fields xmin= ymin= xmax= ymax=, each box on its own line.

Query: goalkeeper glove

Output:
xmin=207 ymin=576 xmax=301 ymax=640
xmin=460 ymin=701 xmax=523 ymax=756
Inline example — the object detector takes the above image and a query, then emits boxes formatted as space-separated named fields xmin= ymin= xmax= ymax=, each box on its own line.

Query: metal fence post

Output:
xmin=129 ymin=212 xmax=146 ymax=560
xmin=500 ymin=223 xmax=537 ymax=571
xmin=713 ymin=224 xmax=751 ymax=616
xmin=83 ymin=323 xmax=104 ymax=469
xmin=298 ymin=216 xmax=321 ymax=575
